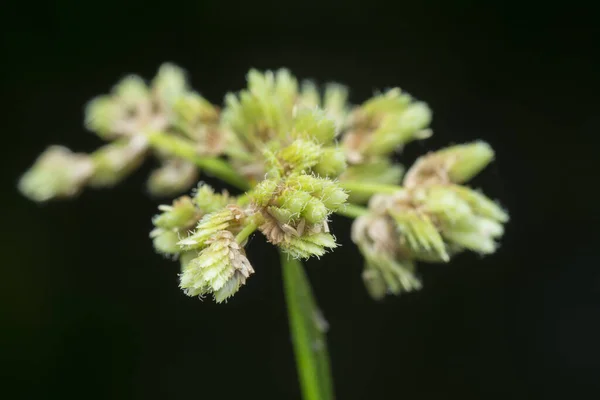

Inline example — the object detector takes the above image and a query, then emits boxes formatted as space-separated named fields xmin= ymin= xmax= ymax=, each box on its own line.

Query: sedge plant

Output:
xmin=19 ymin=64 xmax=508 ymax=400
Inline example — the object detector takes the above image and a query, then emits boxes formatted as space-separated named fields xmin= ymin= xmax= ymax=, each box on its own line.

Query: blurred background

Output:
xmin=2 ymin=1 xmax=598 ymax=399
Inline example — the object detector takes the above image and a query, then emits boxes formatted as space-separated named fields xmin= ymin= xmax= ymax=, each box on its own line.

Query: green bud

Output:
xmin=179 ymin=230 xmax=254 ymax=302
xmin=267 ymin=205 xmax=296 ymax=224
xmin=18 ymin=145 xmax=94 ymax=202
xmin=278 ymin=190 xmax=312 ymax=216
xmin=259 ymin=174 xmax=347 ymax=221
xmin=285 ymin=173 xmax=323 ymax=193
xmin=251 ymin=179 xmax=280 ymax=207
xmin=291 ymin=108 xmax=336 ymax=144
xmin=300 ymin=196 xmax=326 ymax=221
xmin=312 ymin=147 xmax=347 ymax=178
xmin=89 ymin=136 xmax=148 ymax=187
xmin=147 ymin=160 xmax=198 ymax=197
xmin=279 ymin=232 xmax=337 ymax=259
xmin=312 ymin=182 xmax=348 ymax=211
xmin=301 ymin=197 xmax=328 ymax=224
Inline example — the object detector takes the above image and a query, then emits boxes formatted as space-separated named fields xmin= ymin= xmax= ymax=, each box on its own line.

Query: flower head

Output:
xmin=179 ymin=230 xmax=255 ymax=303
xmin=251 ymin=173 xmax=347 ymax=259
xmin=85 ymin=74 xmax=165 ymax=140
xmin=351 ymin=141 xmax=508 ymax=298
xmin=343 ymin=88 xmax=432 ymax=164
xmin=18 ymin=146 xmax=94 ymax=202
xmin=222 ymin=70 xmax=347 ymax=182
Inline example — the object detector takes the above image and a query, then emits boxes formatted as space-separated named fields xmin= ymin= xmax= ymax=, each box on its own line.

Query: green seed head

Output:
xmin=179 ymin=230 xmax=254 ymax=302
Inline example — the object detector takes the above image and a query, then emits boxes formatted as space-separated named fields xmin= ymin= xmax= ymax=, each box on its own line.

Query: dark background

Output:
xmin=2 ymin=1 xmax=599 ymax=399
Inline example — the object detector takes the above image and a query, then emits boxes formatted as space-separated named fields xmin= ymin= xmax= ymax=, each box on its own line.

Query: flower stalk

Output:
xmin=336 ymin=203 xmax=369 ymax=219
xmin=339 ymin=181 xmax=404 ymax=197
xmin=146 ymin=131 xmax=250 ymax=190
xmin=280 ymin=251 xmax=334 ymax=400
xmin=235 ymin=219 xmax=260 ymax=244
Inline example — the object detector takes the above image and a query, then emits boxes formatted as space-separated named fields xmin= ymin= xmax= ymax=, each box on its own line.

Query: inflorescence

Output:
xmin=19 ymin=63 xmax=508 ymax=302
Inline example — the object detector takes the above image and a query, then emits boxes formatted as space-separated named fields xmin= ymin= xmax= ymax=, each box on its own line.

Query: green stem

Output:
xmin=280 ymin=251 xmax=335 ymax=400
xmin=335 ymin=203 xmax=369 ymax=219
xmin=339 ymin=180 xmax=403 ymax=196
xmin=235 ymin=221 xmax=259 ymax=244
xmin=146 ymin=131 xmax=250 ymax=190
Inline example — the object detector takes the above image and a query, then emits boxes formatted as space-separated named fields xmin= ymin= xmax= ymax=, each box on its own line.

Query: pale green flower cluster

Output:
xmin=351 ymin=142 xmax=508 ymax=299
xmin=340 ymin=88 xmax=433 ymax=203
xmin=150 ymin=182 xmax=254 ymax=302
xmin=20 ymin=64 xmax=225 ymax=202
xmin=177 ymin=206 xmax=253 ymax=303
xmin=221 ymin=70 xmax=347 ymax=182
xmin=19 ymin=64 xmax=508 ymax=303
xmin=180 ymin=230 xmax=254 ymax=303
xmin=251 ymin=173 xmax=347 ymax=259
